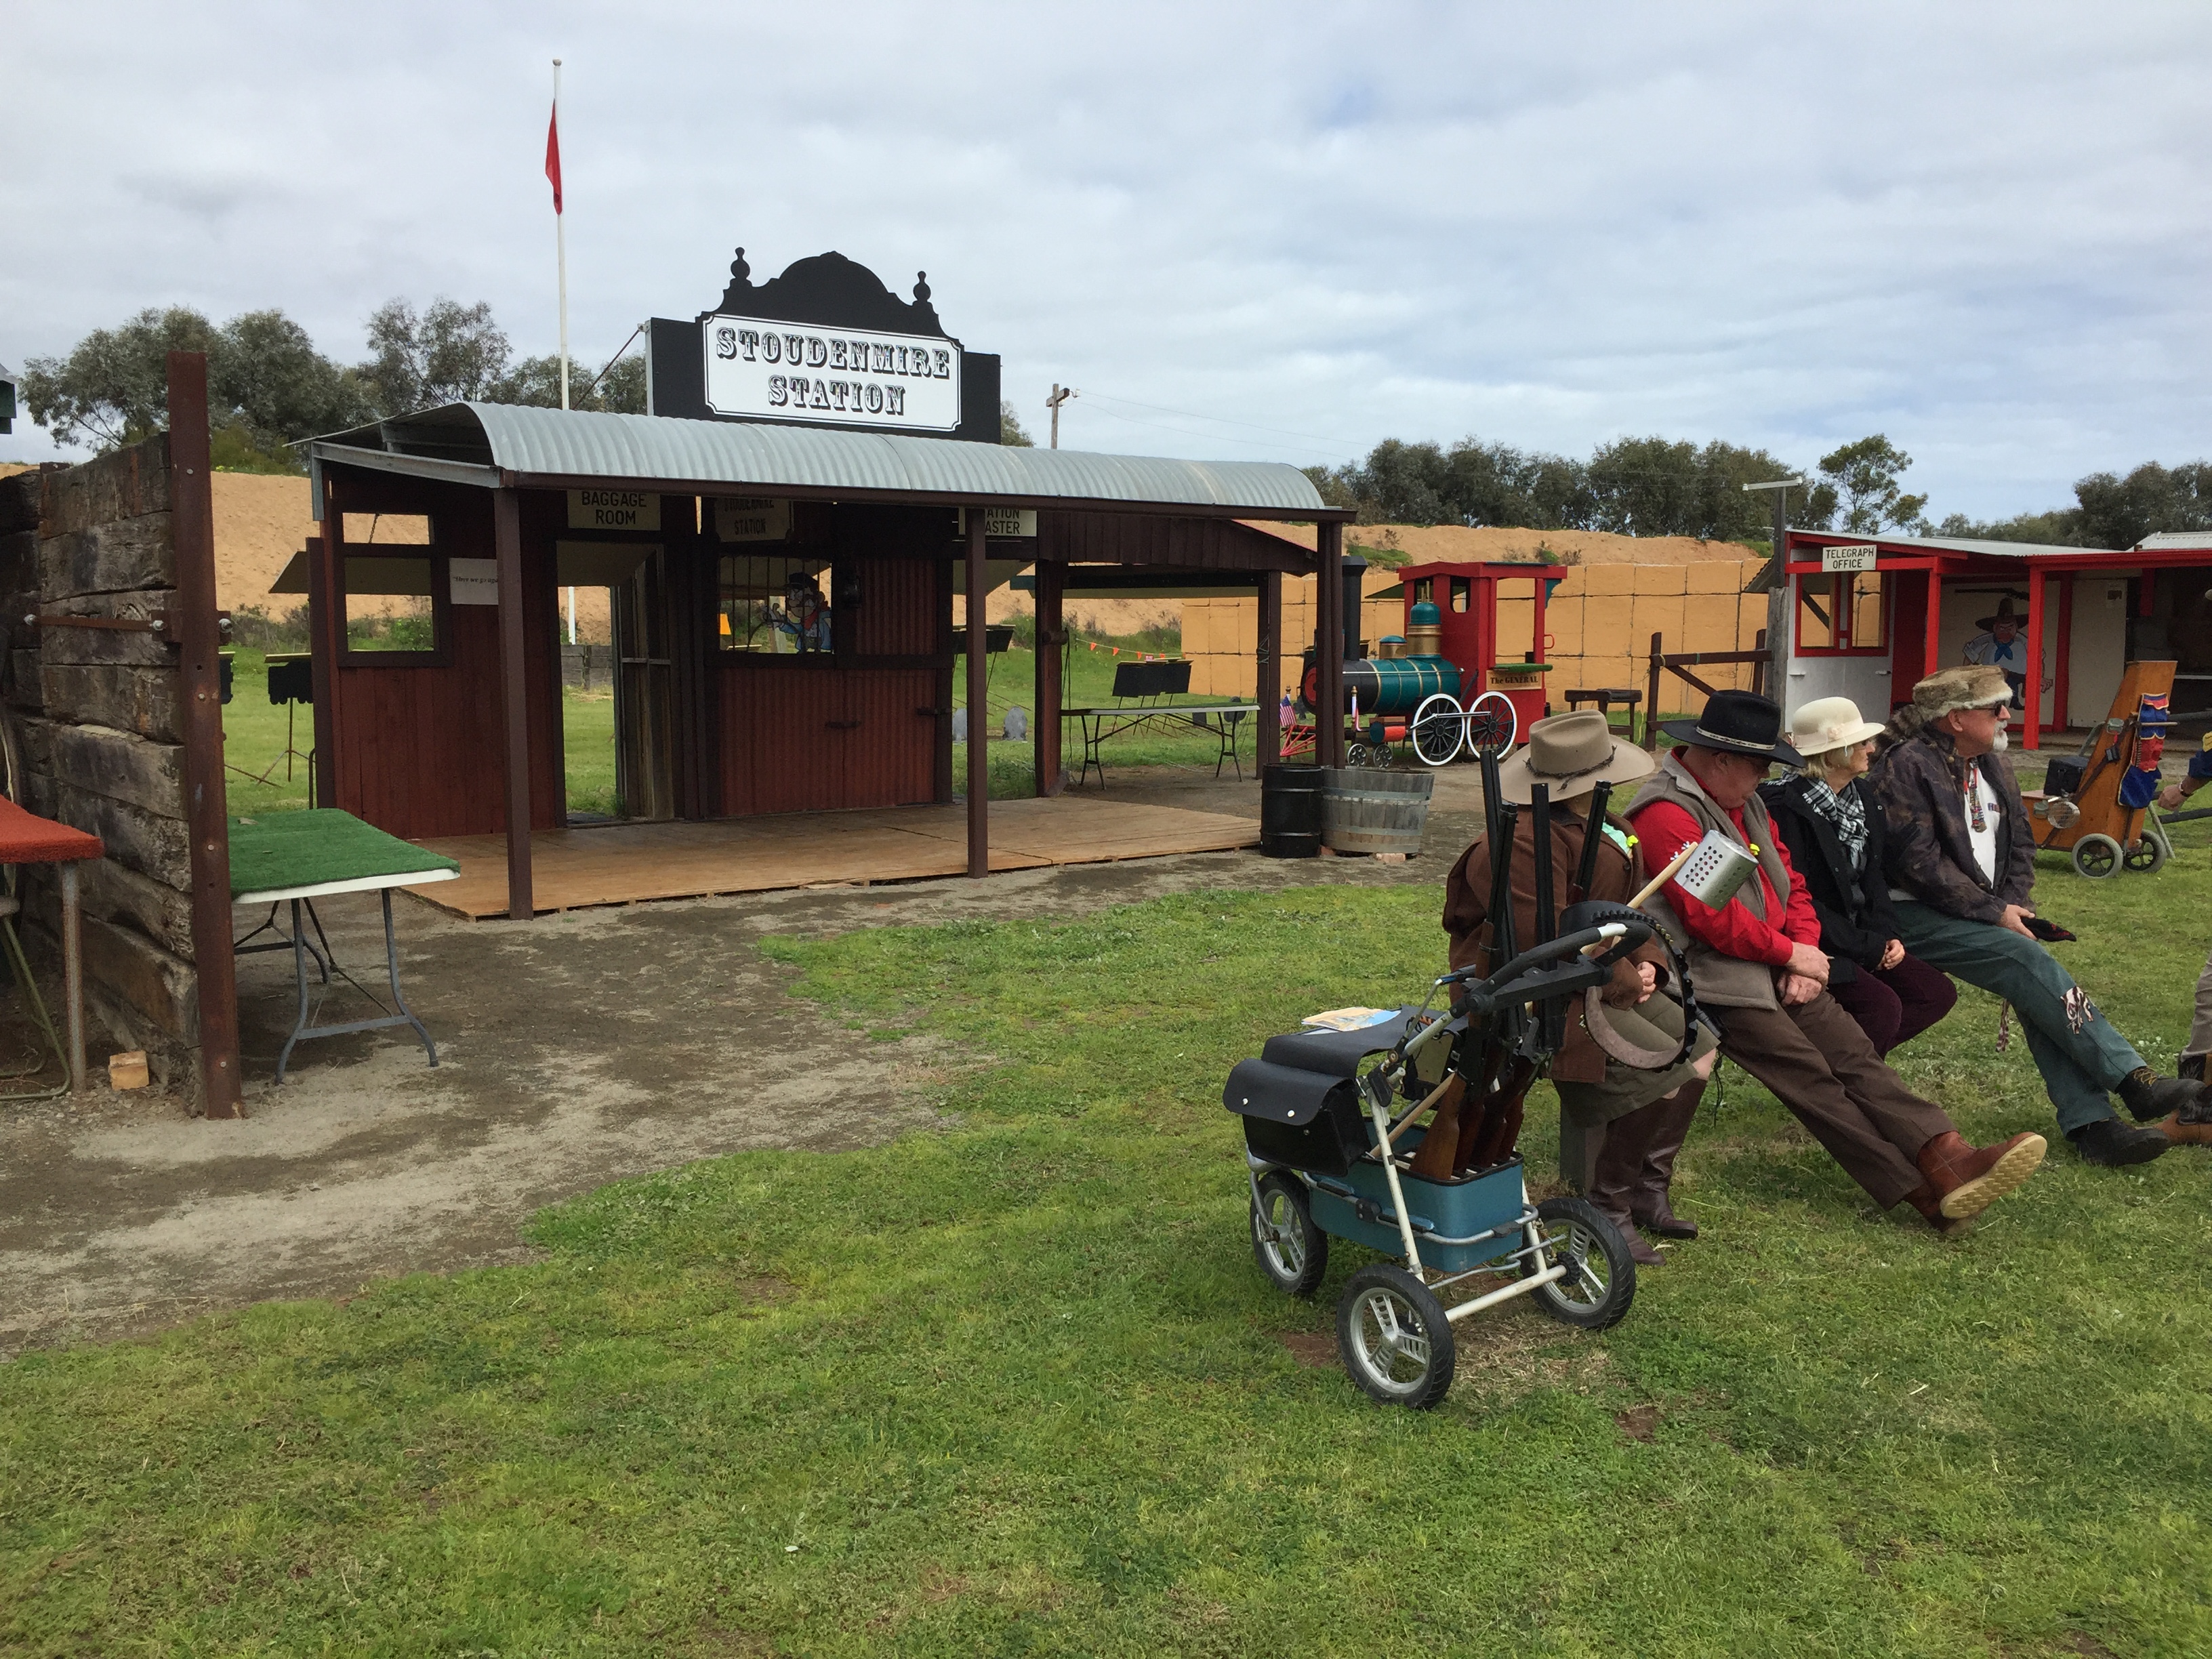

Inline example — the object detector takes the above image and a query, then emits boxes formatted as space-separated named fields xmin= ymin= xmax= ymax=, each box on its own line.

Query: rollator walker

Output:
xmin=1224 ymin=742 xmax=1753 ymax=1408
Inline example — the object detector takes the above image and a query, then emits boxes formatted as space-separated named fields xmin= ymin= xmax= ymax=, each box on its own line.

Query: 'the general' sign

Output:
xmin=703 ymin=317 xmax=962 ymax=432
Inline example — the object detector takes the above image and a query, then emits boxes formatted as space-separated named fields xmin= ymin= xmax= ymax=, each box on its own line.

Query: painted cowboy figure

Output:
xmin=1960 ymin=594 xmax=2050 ymax=710
xmin=1870 ymin=664 xmax=2212 ymax=1160
xmin=1441 ymin=711 xmax=1717 ymax=1265
xmin=1626 ymin=689 xmax=2045 ymax=1234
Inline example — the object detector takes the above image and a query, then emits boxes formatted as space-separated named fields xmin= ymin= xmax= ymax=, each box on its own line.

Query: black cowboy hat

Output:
xmin=1658 ymin=689 xmax=1805 ymax=766
xmin=1975 ymin=594 xmax=2024 ymax=631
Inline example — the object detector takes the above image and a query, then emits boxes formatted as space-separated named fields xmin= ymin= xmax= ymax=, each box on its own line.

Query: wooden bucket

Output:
xmin=1320 ymin=766 xmax=1433 ymax=855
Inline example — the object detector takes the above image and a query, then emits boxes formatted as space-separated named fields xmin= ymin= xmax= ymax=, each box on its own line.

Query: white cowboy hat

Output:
xmin=1786 ymin=696 xmax=1885 ymax=758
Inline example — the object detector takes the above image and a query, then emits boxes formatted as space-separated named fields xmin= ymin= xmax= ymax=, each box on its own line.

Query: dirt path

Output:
xmin=0 ymin=766 xmax=1486 ymax=1354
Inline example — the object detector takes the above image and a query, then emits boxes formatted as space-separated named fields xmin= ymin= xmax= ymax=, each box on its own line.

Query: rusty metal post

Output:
xmin=1033 ymin=559 xmax=1064 ymax=797
xmin=1257 ymin=569 xmax=1282 ymax=767
xmin=1316 ymin=520 xmax=1345 ymax=769
xmin=60 ymin=862 xmax=84 ymax=1097
xmin=495 ymin=489 xmax=535 ymax=918
xmin=167 ymin=351 xmax=244 ymax=1117
xmin=966 ymin=510 xmax=989 ymax=876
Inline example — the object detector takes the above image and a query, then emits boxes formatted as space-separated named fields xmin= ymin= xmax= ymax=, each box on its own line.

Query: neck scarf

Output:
xmin=1804 ymin=775 xmax=1870 ymax=871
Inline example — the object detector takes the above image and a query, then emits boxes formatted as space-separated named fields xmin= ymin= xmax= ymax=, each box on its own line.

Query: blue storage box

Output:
xmin=1307 ymin=1142 xmax=1530 ymax=1271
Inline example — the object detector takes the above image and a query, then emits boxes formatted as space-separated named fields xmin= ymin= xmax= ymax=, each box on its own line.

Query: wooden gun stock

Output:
xmin=1406 ymin=1073 xmax=1468 ymax=1181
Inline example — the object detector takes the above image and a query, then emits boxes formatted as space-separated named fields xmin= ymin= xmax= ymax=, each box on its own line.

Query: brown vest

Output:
xmin=1626 ymin=752 xmax=1795 ymax=1010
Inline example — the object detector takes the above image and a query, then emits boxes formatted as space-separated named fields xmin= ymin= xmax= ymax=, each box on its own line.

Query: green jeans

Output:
xmin=1891 ymin=901 xmax=2143 ymax=1136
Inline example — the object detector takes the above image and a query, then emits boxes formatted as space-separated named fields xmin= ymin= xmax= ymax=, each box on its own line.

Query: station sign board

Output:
xmin=713 ymin=497 xmax=794 ymax=543
xmin=1820 ymin=544 xmax=1879 ymax=573
xmin=703 ymin=319 xmax=961 ymax=432
xmin=568 ymin=489 xmax=661 ymax=531
xmin=958 ymin=507 xmax=1037 ymax=539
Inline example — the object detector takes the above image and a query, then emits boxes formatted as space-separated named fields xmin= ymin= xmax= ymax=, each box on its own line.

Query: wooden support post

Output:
xmin=2023 ymin=567 xmax=2045 ymax=750
xmin=307 ymin=520 xmax=341 ymax=811
xmin=1033 ymin=559 xmax=1064 ymax=797
xmin=1643 ymin=632 xmax=1664 ymax=750
xmin=1257 ymin=569 xmax=1282 ymax=767
xmin=966 ymin=511 xmax=988 ymax=876
xmin=167 ymin=352 xmax=244 ymax=1118
xmin=495 ymin=489 xmax=535 ymax=918
xmin=1316 ymin=520 xmax=1345 ymax=769
xmin=2054 ymin=573 xmax=2075 ymax=731
xmin=1923 ymin=570 xmax=1944 ymax=686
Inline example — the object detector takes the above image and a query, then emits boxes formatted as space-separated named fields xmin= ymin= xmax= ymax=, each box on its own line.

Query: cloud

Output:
xmin=1 ymin=0 xmax=2207 ymax=517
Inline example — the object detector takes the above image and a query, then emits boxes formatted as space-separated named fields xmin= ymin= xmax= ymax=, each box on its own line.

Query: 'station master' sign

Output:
xmin=703 ymin=318 xmax=962 ymax=432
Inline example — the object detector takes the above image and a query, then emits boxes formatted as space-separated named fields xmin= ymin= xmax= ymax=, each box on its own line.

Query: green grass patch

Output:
xmin=21 ymin=776 xmax=2207 ymax=1653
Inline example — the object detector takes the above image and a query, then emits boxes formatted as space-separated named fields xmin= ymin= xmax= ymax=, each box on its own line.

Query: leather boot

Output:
xmin=2117 ymin=1067 xmax=2205 ymax=1123
xmin=1915 ymin=1129 xmax=2048 ymax=1221
xmin=1587 ymin=1097 xmax=1666 ymax=1266
xmin=1900 ymin=1183 xmax=1973 ymax=1237
xmin=1629 ymin=1082 xmax=1704 ymax=1240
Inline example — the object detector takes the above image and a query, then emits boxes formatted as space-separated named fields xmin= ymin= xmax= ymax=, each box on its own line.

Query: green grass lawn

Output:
xmin=4 ymin=806 xmax=2208 ymax=1652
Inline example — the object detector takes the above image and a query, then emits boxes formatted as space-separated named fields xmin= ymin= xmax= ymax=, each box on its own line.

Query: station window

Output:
xmin=1796 ymin=572 xmax=1887 ymax=655
xmin=718 ymin=554 xmax=834 ymax=652
xmin=1450 ymin=576 xmax=1471 ymax=613
xmin=341 ymin=554 xmax=442 ymax=659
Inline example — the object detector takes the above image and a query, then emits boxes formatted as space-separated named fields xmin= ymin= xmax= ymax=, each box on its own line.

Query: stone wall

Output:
xmin=0 ymin=439 xmax=203 ymax=1097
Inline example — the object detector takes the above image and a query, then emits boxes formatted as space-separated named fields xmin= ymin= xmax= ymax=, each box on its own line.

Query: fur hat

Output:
xmin=1911 ymin=664 xmax=2011 ymax=719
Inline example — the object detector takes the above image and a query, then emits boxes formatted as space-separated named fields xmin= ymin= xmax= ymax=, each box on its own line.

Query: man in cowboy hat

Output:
xmin=1626 ymin=689 xmax=2045 ymax=1233
xmin=1443 ymin=710 xmax=1717 ymax=1265
xmin=1870 ymin=665 xmax=2212 ymax=1162
xmin=1961 ymin=595 xmax=2049 ymax=710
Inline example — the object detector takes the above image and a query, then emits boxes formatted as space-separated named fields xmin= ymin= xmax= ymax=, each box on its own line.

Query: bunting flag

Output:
xmin=545 ymin=101 xmax=563 ymax=213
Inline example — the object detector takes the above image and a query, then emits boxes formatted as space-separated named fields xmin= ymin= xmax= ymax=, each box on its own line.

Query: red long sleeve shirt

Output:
xmin=1629 ymin=795 xmax=1822 ymax=967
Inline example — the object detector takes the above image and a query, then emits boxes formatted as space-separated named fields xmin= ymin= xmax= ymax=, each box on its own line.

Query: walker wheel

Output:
xmin=1250 ymin=1172 xmax=1327 ymax=1297
xmin=1529 ymin=1195 xmax=1637 ymax=1331
xmin=1336 ymin=1265 xmax=1456 ymax=1408
xmin=2123 ymin=830 xmax=2170 ymax=874
xmin=2072 ymin=833 xmax=2123 ymax=880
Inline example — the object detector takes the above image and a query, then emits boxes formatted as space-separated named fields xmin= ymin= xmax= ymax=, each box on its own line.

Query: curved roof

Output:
xmin=312 ymin=402 xmax=1330 ymax=518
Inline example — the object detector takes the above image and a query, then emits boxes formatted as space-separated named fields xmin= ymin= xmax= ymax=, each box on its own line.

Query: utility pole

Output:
xmin=1046 ymin=383 xmax=1077 ymax=448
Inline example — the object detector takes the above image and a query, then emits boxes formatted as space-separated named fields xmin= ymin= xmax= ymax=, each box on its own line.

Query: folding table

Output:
xmin=0 ymin=797 xmax=104 ymax=1095
xmin=228 ymin=810 xmax=457 ymax=1082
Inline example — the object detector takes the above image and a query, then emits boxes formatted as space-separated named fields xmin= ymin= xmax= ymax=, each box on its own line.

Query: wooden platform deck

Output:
xmin=402 ymin=798 xmax=1261 ymax=919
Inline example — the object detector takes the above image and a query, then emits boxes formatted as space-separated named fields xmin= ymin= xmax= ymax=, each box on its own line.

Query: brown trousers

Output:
xmin=1711 ymin=991 xmax=1954 ymax=1208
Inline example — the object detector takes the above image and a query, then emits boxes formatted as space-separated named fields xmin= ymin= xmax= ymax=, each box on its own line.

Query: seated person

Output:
xmin=1443 ymin=711 xmax=1717 ymax=1265
xmin=1870 ymin=665 xmax=2212 ymax=1162
xmin=1761 ymin=696 xmax=1957 ymax=1057
xmin=1626 ymin=689 xmax=2044 ymax=1234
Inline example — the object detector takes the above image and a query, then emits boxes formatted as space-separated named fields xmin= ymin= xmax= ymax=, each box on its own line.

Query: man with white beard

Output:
xmin=1869 ymin=665 xmax=2212 ymax=1165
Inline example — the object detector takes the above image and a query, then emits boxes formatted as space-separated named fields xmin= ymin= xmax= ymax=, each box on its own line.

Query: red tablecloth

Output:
xmin=0 ymin=796 xmax=104 ymax=864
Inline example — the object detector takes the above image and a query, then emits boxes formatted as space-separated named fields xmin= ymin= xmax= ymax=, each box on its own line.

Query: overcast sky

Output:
xmin=5 ymin=1 xmax=2208 ymax=517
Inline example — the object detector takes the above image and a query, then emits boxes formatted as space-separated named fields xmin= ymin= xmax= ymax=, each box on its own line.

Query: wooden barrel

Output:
xmin=1259 ymin=765 xmax=1324 ymax=859
xmin=1320 ymin=766 xmax=1434 ymax=855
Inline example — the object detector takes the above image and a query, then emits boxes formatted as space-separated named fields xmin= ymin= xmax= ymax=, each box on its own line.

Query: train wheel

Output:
xmin=1463 ymin=691 xmax=1519 ymax=759
xmin=1410 ymin=694 xmax=1466 ymax=767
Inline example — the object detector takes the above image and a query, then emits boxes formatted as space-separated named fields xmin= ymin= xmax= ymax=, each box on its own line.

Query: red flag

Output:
xmin=545 ymin=103 xmax=563 ymax=214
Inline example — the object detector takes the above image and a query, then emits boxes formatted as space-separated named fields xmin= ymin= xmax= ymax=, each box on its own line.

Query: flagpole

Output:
xmin=553 ymin=58 xmax=569 ymax=412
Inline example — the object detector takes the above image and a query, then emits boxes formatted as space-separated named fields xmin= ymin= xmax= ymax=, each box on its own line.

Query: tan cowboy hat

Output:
xmin=1786 ymin=695 xmax=1885 ymax=758
xmin=1493 ymin=709 xmax=1655 ymax=804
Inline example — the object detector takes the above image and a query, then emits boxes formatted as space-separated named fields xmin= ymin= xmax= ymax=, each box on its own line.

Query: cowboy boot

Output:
xmin=1587 ymin=1099 xmax=1666 ymax=1266
xmin=1915 ymin=1129 xmax=2048 ymax=1221
xmin=1629 ymin=1082 xmax=1704 ymax=1240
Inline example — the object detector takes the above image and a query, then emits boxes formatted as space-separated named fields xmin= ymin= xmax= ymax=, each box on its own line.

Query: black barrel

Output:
xmin=1261 ymin=765 xmax=1324 ymax=859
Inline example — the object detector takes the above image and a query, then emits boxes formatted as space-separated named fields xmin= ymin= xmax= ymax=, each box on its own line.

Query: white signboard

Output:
xmin=568 ymin=489 xmax=660 ymax=531
xmin=701 ymin=314 xmax=962 ymax=431
xmin=449 ymin=557 xmax=499 ymax=605
xmin=958 ymin=507 xmax=1038 ymax=539
xmin=714 ymin=497 xmax=794 ymax=543
xmin=1820 ymin=543 xmax=1879 ymax=573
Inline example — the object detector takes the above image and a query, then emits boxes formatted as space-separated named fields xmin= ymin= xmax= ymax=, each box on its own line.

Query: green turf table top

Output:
xmin=228 ymin=808 xmax=458 ymax=899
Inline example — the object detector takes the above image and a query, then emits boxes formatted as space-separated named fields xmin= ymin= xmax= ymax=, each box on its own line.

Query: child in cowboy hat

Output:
xmin=1442 ymin=709 xmax=1717 ymax=1265
xmin=1627 ymin=689 xmax=2045 ymax=1233
xmin=1760 ymin=697 xmax=1959 ymax=1057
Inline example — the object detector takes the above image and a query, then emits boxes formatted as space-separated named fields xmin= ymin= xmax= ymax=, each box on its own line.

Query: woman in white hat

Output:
xmin=1759 ymin=696 xmax=1957 ymax=1056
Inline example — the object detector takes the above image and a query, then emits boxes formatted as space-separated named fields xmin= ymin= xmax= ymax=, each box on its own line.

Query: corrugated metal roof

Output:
xmin=312 ymin=402 xmax=1329 ymax=516
xmin=2137 ymin=531 xmax=2212 ymax=551
xmin=1792 ymin=530 xmax=2106 ymax=560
